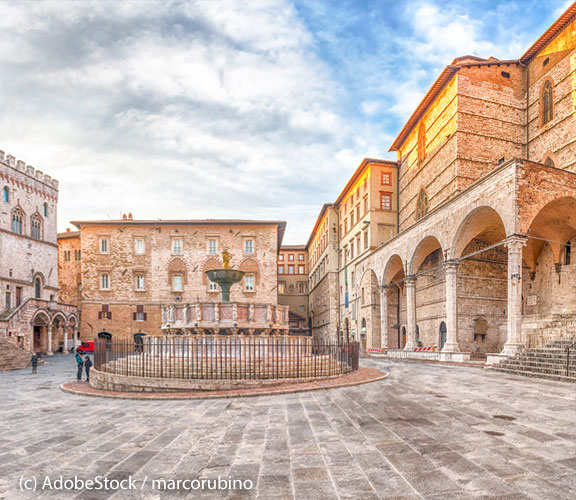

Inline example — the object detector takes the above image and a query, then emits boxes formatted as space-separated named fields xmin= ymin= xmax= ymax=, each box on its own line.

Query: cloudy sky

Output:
xmin=0 ymin=0 xmax=571 ymax=243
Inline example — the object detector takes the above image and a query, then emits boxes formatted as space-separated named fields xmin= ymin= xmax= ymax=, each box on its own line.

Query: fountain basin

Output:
xmin=206 ymin=269 xmax=245 ymax=302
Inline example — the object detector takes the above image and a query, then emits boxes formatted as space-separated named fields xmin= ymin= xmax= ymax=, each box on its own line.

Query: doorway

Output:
xmin=439 ymin=321 xmax=447 ymax=350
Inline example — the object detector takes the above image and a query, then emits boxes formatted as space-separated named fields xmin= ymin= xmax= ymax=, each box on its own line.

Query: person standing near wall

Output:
xmin=75 ymin=352 xmax=83 ymax=382
xmin=84 ymin=356 xmax=92 ymax=383
xmin=31 ymin=353 xmax=38 ymax=374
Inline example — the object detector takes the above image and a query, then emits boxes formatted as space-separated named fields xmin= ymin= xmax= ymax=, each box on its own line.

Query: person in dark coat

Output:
xmin=75 ymin=352 xmax=84 ymax=382
xmin=31 ymin=353 xmax=38 ymax=374
xmin=84 ymin=356 xmax=93 ymax=383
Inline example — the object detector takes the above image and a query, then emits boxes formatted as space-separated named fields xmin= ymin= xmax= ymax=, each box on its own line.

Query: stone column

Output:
xmin=442 ymin=261 xmax=461 ymax=352
xmin=62 ymin=326 xmax=69 ymax=354
xmin=503 ymin=236 xmax=527 ymax=355
xmin=46 ymin=325 xmax=53 ymax=355
xmin=379 ymin=286 xmax=389 ymax=349
xmin=404 ymin=276 xmax=417 ymax=350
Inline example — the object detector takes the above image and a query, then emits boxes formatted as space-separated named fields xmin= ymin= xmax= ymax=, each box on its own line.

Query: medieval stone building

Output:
xmin=305 ymin=5 xmax=576 ymax=360
xmin=59 ymin=218 xmax=288 ymax=342
xmin=277 ymin=245 xmax=310 ymax=335
xmin=0 ymin=150 xmax=77 ymax=367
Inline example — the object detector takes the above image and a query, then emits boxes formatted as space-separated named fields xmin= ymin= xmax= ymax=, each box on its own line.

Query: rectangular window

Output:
xmin=288 ymin=265 xmax=295 ymax=274
xmin=278 ymin=265 xmax=284 ymax=274
xmin=356 ymin=205 xmax=360 ymax=221
xmin=278 ymin=254 xmax=284 ymax=261
xmin=364 ymin=230 xmax=369 ymax=250
xmin=381 ymin=192 xmax=392 ymax=210
xmin=364 ymin=197 xmax=368 ymax=215
xmin=100 ymin=238 xmax=109 ymax=254
xmin=135 ymin=238 xmax=145 ymax=254
xmin=173 ymin=275 xmax=183 ymax=291
xmin=100 ymin=274 xmax=110 ymax=290
xmin=350 ymin=243 xmax=354 ymax=259
xmin=350 ymin=213 xmax=354 ymax=227
xmin=298 ymin=265 xmax=305 ymax=274
xmin=5 ymin=292 xmax=10 ymax=309
xmin=244 ymin=239 xmax=254 ymax=253
xmin=135 ymin=274 xmax=145 ymax=290
xmin=99 ymin=304 xmax=111 ymax=320
xmin=245 ymin=275 xmax=255 ymax=291
xmin=288 ymin=254 xmax=294 ymax=261
xmin=208 ymin=239 xmax=218 ymax=254
xmin=134 ymin=305 xmax=147 ymax=322
xmin=172 ymin=239 xmax=182 ymax=254
xmin=356 ymin=236 xmax=361 ymax=255
xmin=381 ymin=172 xmax=392 ymax=185
xmin=298 ymin=254 xmax=304 ymax=261
xmin=278 ymin=282 xmax=285 ymax=294
xmin=208 ymin=279 xmax=218 ymax=291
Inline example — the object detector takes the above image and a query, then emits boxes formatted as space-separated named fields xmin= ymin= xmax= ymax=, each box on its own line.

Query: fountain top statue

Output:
xmin=221 ymin=249 xmax=232 ymax=269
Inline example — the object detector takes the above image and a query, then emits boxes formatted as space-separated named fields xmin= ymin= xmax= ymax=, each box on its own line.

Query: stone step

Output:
xmin=500 ymin=360 xmax=576 ymax=371
xmin=0 ymin=338 xmax=31 ymax=372
xmin=490 ymin=367 xmax=576 ymax=383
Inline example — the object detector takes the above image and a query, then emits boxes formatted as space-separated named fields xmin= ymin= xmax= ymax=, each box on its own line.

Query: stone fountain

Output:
xmin=205 ymin=249 xmax=245 ymax=302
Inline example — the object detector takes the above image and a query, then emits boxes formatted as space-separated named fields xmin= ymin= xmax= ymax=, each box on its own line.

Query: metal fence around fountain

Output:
xmin=94 ymin=337 xmax=359 ymax=380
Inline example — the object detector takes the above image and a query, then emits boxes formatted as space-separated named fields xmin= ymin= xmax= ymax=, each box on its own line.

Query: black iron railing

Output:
xmin=94 ymin=337 xmax=359 ymax=380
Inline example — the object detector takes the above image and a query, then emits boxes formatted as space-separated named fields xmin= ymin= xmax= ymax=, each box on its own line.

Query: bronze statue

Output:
xmin=222 ymin=249 xmax=232 ymax=269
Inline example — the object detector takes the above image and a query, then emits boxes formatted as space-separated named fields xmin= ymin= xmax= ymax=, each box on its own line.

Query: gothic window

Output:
xmin=30 ymin=214 xmax=43 ymax=240
xmin=415 ymin=189 xmax=429 ymax=220
xmin=564 ymin=240 xmax=572 ymax=266
xmin=2 ymin=187 xmax=8 ymax=202
xmin=541 ymin=80 xmax=554 ymax=125
xmin=34 ymin=277 xmax=42 ymax=299
xmin=11 ymin=208 xmax=24 ymax=234
xmin=43 ymin=203 xmax=48 ymax=216
xmin=417 ymin=122 xmax=426 ymax=166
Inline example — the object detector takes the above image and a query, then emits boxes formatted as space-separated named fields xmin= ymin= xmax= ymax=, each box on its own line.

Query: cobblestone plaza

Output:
xmin=0 ymin=356 xmax=574 ymax=499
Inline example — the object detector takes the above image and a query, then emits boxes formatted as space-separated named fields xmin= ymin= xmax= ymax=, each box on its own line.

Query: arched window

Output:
xmin=417 ymin=122 xmax=426 ymax=166
xmin=43 ymin=203 xmax=48 ymax=216
xmin=564 ymin=240 xmax=572 ymax=266
xmin=34 ymin=277 xmax=42 ymax=298
xmin=31 ymin=214 xmax=43 ymax=240
xmin=2 ymin=187 xmax=8 ymax=203
xmin=415 ymin=189 xmax=429 ymax=220
xmin=11 ymin=208 xmax=24 ymax=234
xmin=541 ymin=80 xmax=553 ymax=125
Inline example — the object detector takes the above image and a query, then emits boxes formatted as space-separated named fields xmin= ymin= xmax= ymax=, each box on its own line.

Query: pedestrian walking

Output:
xmin=75 ymin=352 xmax=84 ymax=382
xmin=84 ymin=356 xmax=92 ymax=383
xmin=31 ymin=352 xmax=38 ymax=374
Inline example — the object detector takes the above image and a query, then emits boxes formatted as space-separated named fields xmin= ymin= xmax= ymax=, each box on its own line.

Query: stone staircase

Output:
xmin=0 ymin=337 xmax=31 ymax=372
xmin=489 ymin=335 xmax=576 ymax=383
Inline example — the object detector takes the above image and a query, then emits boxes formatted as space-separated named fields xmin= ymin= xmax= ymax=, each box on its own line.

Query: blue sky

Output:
xmin=0 ymin=0 xmax=571 ymax=243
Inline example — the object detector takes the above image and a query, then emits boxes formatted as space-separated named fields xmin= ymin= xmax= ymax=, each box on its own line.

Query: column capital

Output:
xmin=404 ymin=275 xmax=417 ymax=286
xmin=443 ymin=260 xmax=460 ymax=273
xmin=504 ymin=235 xmax=528 ymax=251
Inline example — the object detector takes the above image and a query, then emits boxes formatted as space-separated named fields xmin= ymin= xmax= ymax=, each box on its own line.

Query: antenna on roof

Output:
xmin=472 ymin=50 xmax=479 ymax=57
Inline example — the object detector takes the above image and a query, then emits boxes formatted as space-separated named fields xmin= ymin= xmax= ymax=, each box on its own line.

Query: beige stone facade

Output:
xmin=64 ymin=218 xmax=286 ymax=342
xmin=307 ymin=204 xmax=340 ymax=342
xmin=0 ymin=150 xmax=78 ymax=356
xmin=277 ymin=245 xmax=309 ymax=335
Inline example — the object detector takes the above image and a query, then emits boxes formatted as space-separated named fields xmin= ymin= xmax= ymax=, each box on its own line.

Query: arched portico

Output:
xmin=381 ymin=255 xmax=405 ymax=349
xmin=31 ymin=310 xmax=50 ymax=354
xmin=358 ymin=269 xmax=381 ymax=350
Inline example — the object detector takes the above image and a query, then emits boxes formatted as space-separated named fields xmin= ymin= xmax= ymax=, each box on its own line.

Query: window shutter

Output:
xmin=143 ymin=313 xmax=148 ymax=321
xmin=108 ymin=312 xmax=112 ymax=320
xmin=133 ymin=312 xmax=137 ymax=320
xmin=98 ymin=312 xmax=102 ymax=319
xmin=137 ymin=305 xmax=144 ymax=313
xmin=102 ymin=304 xmax=109 ymax=312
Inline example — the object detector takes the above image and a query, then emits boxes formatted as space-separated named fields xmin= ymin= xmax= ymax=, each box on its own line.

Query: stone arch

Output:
xmin=524 ymin=196 xmax=576 ymax=268
xmin=31 ymin=310 xmax=50 ymax=353
xmin=31 ymin=309 xmax=50 ymax=326
xmin=30 ymin=211 xmax=44 ymax=240
xmin=451 ymin=205 xmax=508 ymax=259
xmin=358 ymin=269 xmax=381 ymax=349
xmin=239 ymin=257 xmax=261 ymax=284
xmin=11 ymin=205 xmax=25 ymax=234
xmin=541 ymin=150 xmax=559 ymax=168
xmin=409 ymin=235 xmax=444 ymax=275
xmin=167 ymin=257 xmax=188 ymax=285
xmin=382 ymin=254 xmax=405 ymax=285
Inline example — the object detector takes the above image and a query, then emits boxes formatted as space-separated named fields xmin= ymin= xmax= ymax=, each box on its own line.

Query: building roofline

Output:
xmin=57 ymin=231 xmax=80 ymax=240
xmin=334 ymin=158 xmax=397 ymax=206
xmin=70 ymin=219 xmax=287 ymax=251
xmin=520 ymin=3 xmax=576 ymax=63
xmin=306 ymin=203 xmax=334 ymax=249
xmin=281 ymin=245 xmax=306 ymax=250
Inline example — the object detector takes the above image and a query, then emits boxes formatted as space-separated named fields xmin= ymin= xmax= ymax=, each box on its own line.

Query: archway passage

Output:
xmin=32 ymin=312 xmax=50 ymax=353
xmin=382 ymin=255 xmax=406 ymax=349
xmin=409 ymin=236 xmax=444 ymax=349
xmin=522 ymin=197 xmax=576 ymax=342
xmin=359 ymin=270 xmax=381 ymax=349
xmin=452 ymin=206 xmax=508 ymax=354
